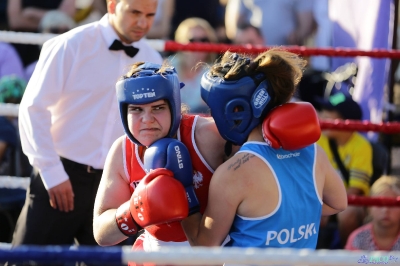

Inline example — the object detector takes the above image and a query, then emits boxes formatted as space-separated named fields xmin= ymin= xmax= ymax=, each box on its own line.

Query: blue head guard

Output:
xmin=201 ymin=63 xmax=275 ymax=145
xmin=116 ymin=62 xmax=184 ymax=146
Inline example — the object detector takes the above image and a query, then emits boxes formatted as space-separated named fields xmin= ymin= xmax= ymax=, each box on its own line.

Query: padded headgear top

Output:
xmin=116 ymin=62 xmax=184 ymax=146
xmin=200 ymin=54 xmax=275 ymax=145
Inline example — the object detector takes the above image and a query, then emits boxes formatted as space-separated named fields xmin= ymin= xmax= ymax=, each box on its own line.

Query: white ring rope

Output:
xmin=0 ymin=30 xmax=56 ymax=45
xmin=0 ymin=103 xmax=19 ymax=117
xmin=0 ymin=30 xmax=166 ymax=51
xmin=0 ymin=245 xmax=399 ymax=266
xmin=120 ymin=247 xmax=400 ymax=266
xmin=0 ymin=176 xmax=30 ymax=190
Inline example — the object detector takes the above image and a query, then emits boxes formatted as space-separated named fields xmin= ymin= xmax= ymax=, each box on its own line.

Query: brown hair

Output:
xmin=209 ymin=48 xmax=307 ymax=107
xmin=121 ymin=61 xmax=175 ymax=80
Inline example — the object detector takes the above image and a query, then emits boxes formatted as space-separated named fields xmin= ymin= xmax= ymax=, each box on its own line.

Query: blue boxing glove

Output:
xmin=144 ymin=138 xmax=200 ymax=215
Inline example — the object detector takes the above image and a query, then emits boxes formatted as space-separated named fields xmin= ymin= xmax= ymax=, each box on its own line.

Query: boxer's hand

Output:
xmin=144 ymin=138 xmax=200 ymax=215
xmin=130 ymin=168 xmax=189 ymax=228
xmin=262 ymin=102 xmax=321 ymax=150
xmin=48 ymin=179 xmax=74 ymax=212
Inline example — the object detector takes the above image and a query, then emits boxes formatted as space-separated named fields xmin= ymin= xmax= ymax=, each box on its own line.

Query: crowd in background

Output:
xmin=0 ymin=0 xmax=399 ymax=253
xmin=0 ymin=0 xmax=334 ymax=116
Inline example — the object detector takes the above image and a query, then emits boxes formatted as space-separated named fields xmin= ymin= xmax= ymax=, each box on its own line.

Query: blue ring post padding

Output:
xmin=0 ymin=245 xmax=123 ymax=265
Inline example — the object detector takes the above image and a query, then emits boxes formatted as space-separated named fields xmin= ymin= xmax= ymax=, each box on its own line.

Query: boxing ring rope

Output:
xmin=0 ymin=103 xmax=19 ymax=117
xmin=0 ymin=245 xmax=399 ymax=265
xmin=0 ymin=31 xmax=400 ymax=206
xmin=3 ymin=102 xmax=400 ymax=135
xmin=2 ymin=31 xmax=400 ymax=265
xmin=1 ymin=30 xmax=400 ymax=57
xmin=0 ymin=176 xmax=398 ymax=207
xmin=319 ymin=120 xmax=400 ymax=134
xmin=0 ymin=176 xmax=30 ymax=189
xmin=1 ymin=114 xmax=400 ymax=207
xmin=348 ymin=195 xmax=400 ymax=206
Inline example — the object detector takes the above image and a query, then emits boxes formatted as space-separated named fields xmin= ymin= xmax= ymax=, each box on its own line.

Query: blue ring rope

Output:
xmin=0 ymin=245 xmax=123 ymax=265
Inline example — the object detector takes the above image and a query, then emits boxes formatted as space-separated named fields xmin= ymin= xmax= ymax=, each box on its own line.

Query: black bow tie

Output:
xmin=109 ymin=39 xmax=139 ymax=58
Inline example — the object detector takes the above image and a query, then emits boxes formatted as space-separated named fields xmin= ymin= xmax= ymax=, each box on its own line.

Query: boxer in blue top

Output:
xmin=178 ymin=48 xmax=348 ymax=250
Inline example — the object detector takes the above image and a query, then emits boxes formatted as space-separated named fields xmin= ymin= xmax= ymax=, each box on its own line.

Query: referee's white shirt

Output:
xmin=19 ymin=14 xmax=163 ymax=189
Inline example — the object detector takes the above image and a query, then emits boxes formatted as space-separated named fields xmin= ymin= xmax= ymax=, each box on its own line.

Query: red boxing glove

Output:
xmin=130 ymin=168 xmax=189 ymax=229
xmin=145 ymin=222 xmax=187 ymax=242
xmin=115 ymin=201 xmax=138 ymax=236
xmin=262 ymin=102 xmax=321 ymax=150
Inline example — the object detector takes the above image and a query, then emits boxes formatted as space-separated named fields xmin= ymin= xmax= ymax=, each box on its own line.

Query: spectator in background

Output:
xmin=225 ymin=0 xmax=315 ymax=46
xmin=170 ymin=0 xmax=226 ymax=42
xmin=294 ymin=0 xmax=331 ymax=111
xmin=92 ymin=0 xmax=107 ymax=14
xmin=7 ymin=0 xmax=75 ymax=31
xmin=7 ymin=0 xmax=76 ymax=67
xmin=0 ymin=42 xmax=25 ymax=80
xmin=233 ymin=22 xmax=264 ymax=46
xmin=0 ymin=75 xmax=30 ymax=176
xmin=0 ymin=0 xmax=7 ymax=29
xmin=309 ymin=0 xmax=330 ymax=73
xmin=40 ymin=10 xmax=76 ymax=34
xmin=74 ymin=0 xmax=107 ymax=26
xmin=345 ymin=175 xmax=400 ymax=251
xmin=25 ymin=10 xmax=77 ymax=81
xmin=146 ymin=0 xmax=174 ymax=40
xmin=0 ymin=75 xmax=30 ymax=243
xmin=316 ymin=92 xmax=373 ymax=248
xmin=170 ymin=17 xmax=218 ymax=114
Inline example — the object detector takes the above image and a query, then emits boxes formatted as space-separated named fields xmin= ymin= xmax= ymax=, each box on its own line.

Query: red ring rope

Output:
xmin=164 ymin=41 xmax=400 ymax=58
xmin=319 ymin=119 xmax=400 ymax=134
xmin=348 ymin=195 xmax=400 ymax=207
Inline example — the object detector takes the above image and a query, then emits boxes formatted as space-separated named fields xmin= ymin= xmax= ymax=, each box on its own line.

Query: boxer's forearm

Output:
xmin=181 ymin=213 xmax=203 ymax=246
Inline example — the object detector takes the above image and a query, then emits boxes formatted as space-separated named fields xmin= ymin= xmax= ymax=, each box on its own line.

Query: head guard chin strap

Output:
xmin=116 ymin=62 xmax=184 ymax=146
xmin=200 ymin=56 xmax=275 ymax=145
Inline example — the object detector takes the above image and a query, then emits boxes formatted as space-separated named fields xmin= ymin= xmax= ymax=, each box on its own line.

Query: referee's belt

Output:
xmin=60 ymin=157 xmax=103 ymax=174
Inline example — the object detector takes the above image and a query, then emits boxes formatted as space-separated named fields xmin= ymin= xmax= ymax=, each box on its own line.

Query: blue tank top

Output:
xmin=226 ymin=141 xmax=322 ymax=249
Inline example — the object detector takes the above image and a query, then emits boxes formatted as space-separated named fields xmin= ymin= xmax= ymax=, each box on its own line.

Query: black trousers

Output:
xmin=11 ymin=158 xmax=103 ymax=246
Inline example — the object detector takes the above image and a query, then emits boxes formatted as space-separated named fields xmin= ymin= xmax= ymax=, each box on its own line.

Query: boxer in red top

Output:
xmin=93 ymin=62 xmax=226 ymax=253
xmin=93 ymin=61 xmax=321 ymax=265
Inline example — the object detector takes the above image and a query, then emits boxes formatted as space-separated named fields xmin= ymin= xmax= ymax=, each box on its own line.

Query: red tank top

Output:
xmin=124 ymin=114 xmax=214 ymax=241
